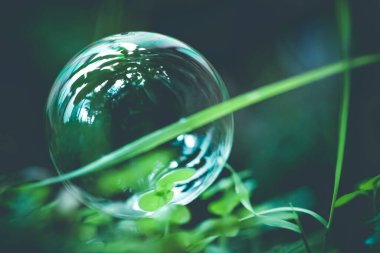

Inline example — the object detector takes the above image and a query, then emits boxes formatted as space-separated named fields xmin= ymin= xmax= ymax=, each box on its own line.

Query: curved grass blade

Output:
xmin=247 ymin=215 xmax=301 ymax=234
xmin=21 ymin=54 xmax=380 ymax=189
xmin=240 ymin=207 xmax=328 ymax=229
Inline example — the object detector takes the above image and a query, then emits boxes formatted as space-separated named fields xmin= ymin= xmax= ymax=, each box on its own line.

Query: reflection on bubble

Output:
xmin=46 ymin=32 xmax=233 ymax=218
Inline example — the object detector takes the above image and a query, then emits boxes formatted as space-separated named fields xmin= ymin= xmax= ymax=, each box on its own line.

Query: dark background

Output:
xmin=1 ymin=0 xmax=380 ymax=251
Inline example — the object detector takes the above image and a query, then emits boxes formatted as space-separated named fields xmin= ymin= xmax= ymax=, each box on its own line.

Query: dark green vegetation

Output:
xmin=2 ymin=0 xmax=380 ymax=252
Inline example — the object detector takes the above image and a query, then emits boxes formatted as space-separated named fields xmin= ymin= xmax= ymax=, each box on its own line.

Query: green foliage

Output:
xmin=138 ymin=189 xmax=174 ymax=212
xmin=0 ymin=165 xmax=329 ymax=253
xmin=97 ymin=148 xmax=176 ymax=195
xmin=201 ymin=171 xmax=253 ymax=200
xmin=335 ymin=191 xmax=366 ymax=207
xmin=157 ymin=168 xmax=195 ymax=189
xmin=226 ymin=164 xmax=327 ymax=234
xmin=208 ymin=191 xmax=241 ymax=216
xmin=225 ymin=164 xmax=256 ymax=214
xmin=196 ymin=216 xmax=240 ymax=238
xmin=335 ymin=173 xmax=380 ymax=208
xmin=5 ymin=3 xmax=378 ymax=252
xmin=138 ymin=168 xmax=195 ymax=212
xmin=359 ymin=174 xmax=380 ymax=191
xmin=162 ymin=205 xmax=191 ymax=225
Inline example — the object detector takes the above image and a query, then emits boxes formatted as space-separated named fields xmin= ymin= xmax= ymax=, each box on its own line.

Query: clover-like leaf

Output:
xmin=138 ymin=190 xmax=174 ymax=212
xmin=157 ymin=168 xmax=195 ymax=189
xmin=196 ymin=216 xmax=240 ymax=237
xmin=136 ymin=217 xmax=164 ymax=235
xmin=208 ymin=191 xmax=240 ymax=216
xmin=166 ymin=205 xmax=191 ymax=225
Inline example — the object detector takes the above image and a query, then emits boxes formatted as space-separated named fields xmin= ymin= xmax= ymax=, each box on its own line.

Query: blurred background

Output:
xmin=1 ymin=0 xmax=380 ymax=252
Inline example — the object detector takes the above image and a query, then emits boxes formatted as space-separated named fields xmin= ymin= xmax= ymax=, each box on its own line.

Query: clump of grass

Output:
xmin=1 ymin=164 xmax=330 ymax=253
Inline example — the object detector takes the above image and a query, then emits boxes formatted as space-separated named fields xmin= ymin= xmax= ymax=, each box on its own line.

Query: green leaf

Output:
xmin=138 ymin=190 xmax=174 ymax=212
xmin=196 ymin=216 xmax=240 ymax=238
xmin=335 ymin=191 xmax=367 ymax=207
xmin=83 ymin=212 xmax=112 ymax=225
xmin=208 ymin=191 xmax=240 ymax=216
xmin=189 ymin=236 xmax=218 ymax=253
xmin=22 ymin=54 xmax=380 ymax=188
xmin=97 ymin=149 xmax=176 ymax=195
xmin=263 ymin=207 xmax=327 ymax=228
xmin=158 ymin=232 xmax=192 ymax=253
xmin=240 ymin=206 xmax=328 ymax=229
xmin=136 ymin=217 xmax=164 ymax=235
xmin=335 ymin=173 xmax=380 ymax=208
xmin=201 ymin=171 xmax=253 ymax=200
xmin=251 ymin=215 xmax=301 ymax=234
xmin=359 ymin=174 xmax=380 ymax=191
xmin=157 ymin=168 xmax=195 ymax=189
xmin=158 ymin=205 xmax=191 ymax=225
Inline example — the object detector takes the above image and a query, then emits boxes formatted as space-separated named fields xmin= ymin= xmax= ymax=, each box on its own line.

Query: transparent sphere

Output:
xmin=46 ymin=32 xmax=233 ymax=218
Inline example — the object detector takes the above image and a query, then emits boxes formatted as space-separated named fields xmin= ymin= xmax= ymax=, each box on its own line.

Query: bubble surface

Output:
xmin=46 ymin=32 xmax=233 ymax=218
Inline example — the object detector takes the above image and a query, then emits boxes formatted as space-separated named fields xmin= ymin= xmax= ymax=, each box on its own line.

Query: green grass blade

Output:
xmin=327 ymin=0 xmax=351 ymax=229
xmin=21 ymin=54 xmax=380 ymax=189
xmin=335 ymin=191 xmax=366 ymax=208
xmin=337 ymin=0 xmax=351 ymax=59
xmin=241 ymin=207 xmax=328 ymax=229
xmin=359 ymin=174 xmax=380 ymax=191
xmin=253 ymin=215 xmax=301 ymax=234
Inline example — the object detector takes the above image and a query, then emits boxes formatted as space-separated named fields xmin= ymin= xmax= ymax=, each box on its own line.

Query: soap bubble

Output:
xmin=46 ymin=32 xmax=233 ymax=218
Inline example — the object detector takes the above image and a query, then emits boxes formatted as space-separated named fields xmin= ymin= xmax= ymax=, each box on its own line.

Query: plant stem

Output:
xmin=290 ymin=203 xmax=312 ymax=253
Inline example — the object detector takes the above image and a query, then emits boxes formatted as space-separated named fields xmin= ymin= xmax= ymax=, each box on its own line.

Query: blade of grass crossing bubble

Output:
xmin=327 ymin=0 xmax=352 ymax=229
xmin=21 ymin=54 xmax=380 ymax=189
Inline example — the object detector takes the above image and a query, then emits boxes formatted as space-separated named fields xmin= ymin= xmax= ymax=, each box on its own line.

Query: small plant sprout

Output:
xmin=138 ymin=168 xmax=195 ymax=212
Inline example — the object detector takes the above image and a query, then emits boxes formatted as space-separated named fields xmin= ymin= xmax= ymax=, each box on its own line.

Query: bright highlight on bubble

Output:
xmin=46 ymin=32 xmax=233 ymax=218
